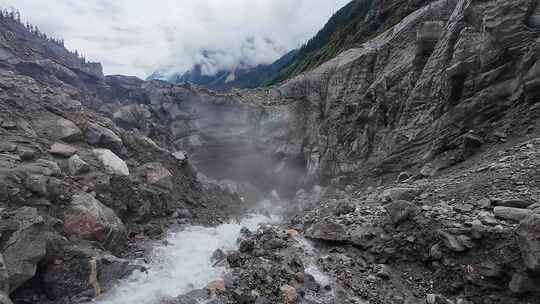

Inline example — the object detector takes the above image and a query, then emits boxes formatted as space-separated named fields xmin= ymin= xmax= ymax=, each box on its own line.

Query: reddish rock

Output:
xmin=49 ymin=143 xmax=77 ymax=157
xmin=286 ymin=229 xmax=299 ymax=238
xmin=295 ymin=272 xmax=305 ymax=283
xmin=135 ymin=162 xmax=173 ymax=189
xmin=64 ymin=192 xmax=126 ymax=253
xmin=280 ymin=285 xmax=298 ymax=304
xmin=207 ymin=278 xmax=225 ymax=296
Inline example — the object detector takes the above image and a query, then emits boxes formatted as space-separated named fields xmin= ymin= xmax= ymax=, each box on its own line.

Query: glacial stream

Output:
xmin=97 ymin=213 xmax=280 ymax=304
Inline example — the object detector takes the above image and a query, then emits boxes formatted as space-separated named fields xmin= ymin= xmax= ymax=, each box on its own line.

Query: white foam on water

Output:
xmin=96 ymin=213 xmax=279 ymax=304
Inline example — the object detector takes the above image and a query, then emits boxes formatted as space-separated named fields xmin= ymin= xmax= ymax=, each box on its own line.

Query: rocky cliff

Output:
xmin=233 ymin=0 xmax=540 ymax=189
xmin=0 ymin=13 xmax=246 ymax=304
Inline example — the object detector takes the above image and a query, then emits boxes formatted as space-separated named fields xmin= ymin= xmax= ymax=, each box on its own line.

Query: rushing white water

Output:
xmin=97 ymin=214 xmax=279 ymax=304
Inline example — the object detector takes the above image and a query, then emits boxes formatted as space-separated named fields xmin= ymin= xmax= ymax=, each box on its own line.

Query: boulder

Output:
xmin=86 ymin=123 xmax=123 ymax=152
xmin=92 ymin=149 xmax=129 ymax=176
xmin=32 ymin=117 xmax=82 ymax=142
xmin=1 ymin=207 xmax=47 ymax=292
xmin=494 ymin=207 xmax=531 ymax=222
xmin=172 ymin=151 xmax=187 ymax=162
xmin=55 ymin=118 xmax=83 ymax=142
xmin=305 ymin=220 xmax=348 ymax=242
xmin=24 ymin=174 xmax=48 ymax=197
xmin=334 ymin=201 xmax=355 ymax=215
xmin=286 ymin=229 xmax=299 ymax=238
xmin=49 ymin=143 xmax=77 ymax=158
xmin=381 ymin=187 xmax=421 ymax=203
xmin=420 ymin=163 xmax=437 ymax=177
xmin=429 ymin=244 xmax=443 ymax=260
xmin=68 ymin=154 xmax=90 ymax=175
xmin=385 ymin=200 xmax=420 ymax=224
xmin=207 ymin=278 xmax=225 ymax=295
xmin=238 ymin=239 xmax=255 ymax=253
xmin=43 ymin=241 xmax=131 ymax=300
xmin=20 ymin=159 xmax=61 ymax=177
xmin=516 ymin=213 xmax=540 ymax=272
xmin=135 ymin=162 xmax=173 ymax=190
xmin=396 ymin=171 xmax=412 ymax=183
xmin=0 ymin=253 xmax=8 ymax=292
xmin=350 ymin=223 xmax=382 ymax=249
xmin=64 ymin=192 xmax=127 ymax=253
xmin=0 ymin=293 xmax=12 ymax=304
xmin=493 ymin=199 xmax=535 ymax=209
xmin=280 ymin=285 xmax=298 ymax=304
xmin=509 ymin=272 xmax=534 ymax=294
xmin=16 ymin=146 xmax=37 ymax=161
xmin=439 ymin=230 xmax=473 ymax=252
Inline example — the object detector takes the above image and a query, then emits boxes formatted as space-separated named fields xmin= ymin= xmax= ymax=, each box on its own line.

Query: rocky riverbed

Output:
xmin=159 ymin=136 xmax=540 ymax=304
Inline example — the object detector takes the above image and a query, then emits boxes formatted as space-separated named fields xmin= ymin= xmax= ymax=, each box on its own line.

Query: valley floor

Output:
xmin=104 ymin=133 xmax=540 ymax=304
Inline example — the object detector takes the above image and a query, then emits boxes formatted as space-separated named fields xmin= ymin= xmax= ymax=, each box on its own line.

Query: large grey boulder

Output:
xmin=43 ymin=242 xmax=130 ymax=300
xmin=494 ymin=207 xmax=531 ymax=222
xmin=32 ymin=117 xmax=82 ymax=142
xmin=350 ymin=223 xmax=383 ymax=249
xmin=305 ymin=220 xmax=349 ymax=242
xmin=42 ymin=238 xmax=132 ymax=300
xmin=86 ymin=123 xmax=123 ymax=152
xmin=92 ymin=149 xmax=129 ymax=176
xmin=381 ymin=187 xmax=421 ymax=203
xmin=63 ymin=192 xmax=126 ymax=253
xmin=385 ymin=200 xmax=420 ymax=224
xmin=516 ymin=214 xmax=540 ymax=272
xmin=1 ymin=207 xmax=47 ymax=292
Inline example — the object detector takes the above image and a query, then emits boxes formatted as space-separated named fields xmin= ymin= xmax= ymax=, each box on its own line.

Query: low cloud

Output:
xmin=2 ymin=0 xmax=349 ymax=78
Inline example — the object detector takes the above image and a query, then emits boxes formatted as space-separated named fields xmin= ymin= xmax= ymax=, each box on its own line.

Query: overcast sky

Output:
xmin=1 ymin=0 xmax=350 ymax=78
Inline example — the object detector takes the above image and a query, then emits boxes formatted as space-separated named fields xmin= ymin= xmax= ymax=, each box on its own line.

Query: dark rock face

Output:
xmin=0 ymin=207 xmax=47 ymax=293
xmin=41 ymin=242 xmax=131 ymax=301
xmin=225 ymin=0 xmax=540 ymax=187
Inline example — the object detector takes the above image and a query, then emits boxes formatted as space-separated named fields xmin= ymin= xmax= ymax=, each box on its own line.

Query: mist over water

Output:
xmin=97 ymin=213 xmax=280 ymax=304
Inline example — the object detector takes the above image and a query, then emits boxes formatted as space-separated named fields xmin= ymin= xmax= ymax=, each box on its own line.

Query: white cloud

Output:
xmin=1 ymin=0 xmax=350 ymax=78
